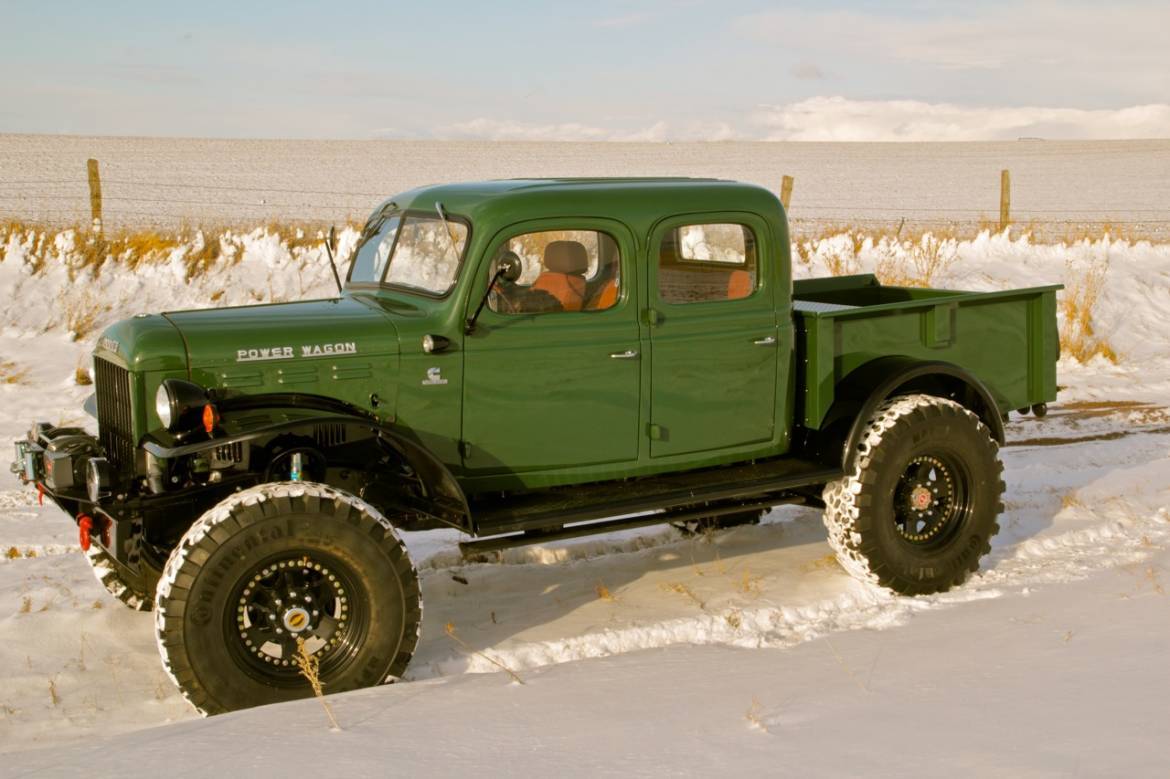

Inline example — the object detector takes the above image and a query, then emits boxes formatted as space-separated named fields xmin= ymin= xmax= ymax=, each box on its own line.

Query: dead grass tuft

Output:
xmin=294 ymin=638 xmax=341 ymax=731
xmin=1059 ymin=257 xmax=1117 ymax=364
xmin=74 ymin=364 xmax=93 ymax=386
xmin=595 ymin=580 xmax=616 ymax=602
xmin=744 ymin=697 xmax=769 ymax=732
xmin=0 ymin=359 xmax=29 ymax=384
xmin=444 ymin=622 xmax=525 ymax=684
xmin=659 ymin=582 xmax=705 ymax=609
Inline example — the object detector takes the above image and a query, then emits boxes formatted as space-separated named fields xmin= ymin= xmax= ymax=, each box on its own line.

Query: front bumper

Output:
xmin=11 ymin=422 xmax=121 ymax=551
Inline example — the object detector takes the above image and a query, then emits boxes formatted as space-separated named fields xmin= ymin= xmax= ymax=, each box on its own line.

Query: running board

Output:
xmin=460 ymin=496 xmax=805 ymax=557
xmin=469 ymin=459 xmax=841 ymax=537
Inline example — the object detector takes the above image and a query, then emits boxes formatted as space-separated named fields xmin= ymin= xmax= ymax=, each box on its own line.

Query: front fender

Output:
xmin=142 ymin=408 xmax=471 ymax=531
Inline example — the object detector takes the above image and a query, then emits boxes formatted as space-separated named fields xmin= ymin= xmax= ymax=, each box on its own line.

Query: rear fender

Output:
xmin=810 ymin=356 xmax=1006 ymax=472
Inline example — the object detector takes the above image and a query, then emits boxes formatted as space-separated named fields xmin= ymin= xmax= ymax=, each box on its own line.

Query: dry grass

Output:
xmin=75 ymin=364 xmax=93 ymax=385
xmin=48 ymin=678 xmax=60 ymax=706
xmin=659 ymin=582 xmax=705 ymax=609
xmin=63 ymin=292 xmax=109 ymax=342
xmin=294 ymin=638 xmax=341 ymax=731
xmin=595 ymin=580 xmax=616 ymax=602
xmin=1059 ymin=257 xmax=1117 ymax=363
xmin=736 ymin=567 xmax=764 ymax=597
xmin=444 ymin=622 xmax=525 ymax=684
xmin=0 ymin=220 xmax=356 ymax=285
xmin=744 ymin=697 xmax=769 ymax=732
xmin=0 ymin=359 xmax=29 ymax=384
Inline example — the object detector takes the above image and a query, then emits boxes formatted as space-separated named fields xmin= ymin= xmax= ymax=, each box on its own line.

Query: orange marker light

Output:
xmin=202 ymin=404 xmax=219 ymax=434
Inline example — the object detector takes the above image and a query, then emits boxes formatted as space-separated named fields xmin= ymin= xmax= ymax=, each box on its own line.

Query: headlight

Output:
xmin=155 ymin=383 xmax=173 ymax=429
xmin=154 ymin=378 xmax=209 ymax=433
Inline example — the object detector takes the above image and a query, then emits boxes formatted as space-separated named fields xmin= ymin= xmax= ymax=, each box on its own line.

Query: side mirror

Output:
xmin=497 ymin=251 xmax=522 ymax=283
xmin=465 ymin=251 xmax=524 ymax=335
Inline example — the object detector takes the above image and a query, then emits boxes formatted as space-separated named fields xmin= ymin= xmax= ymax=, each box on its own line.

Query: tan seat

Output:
xmin=587 ymin=278 xmax=619 ymax=310
xmin=727 ymin=269 xmax=753 ymax=300
xmin=533 ymin=240 xmax=588 ymax=312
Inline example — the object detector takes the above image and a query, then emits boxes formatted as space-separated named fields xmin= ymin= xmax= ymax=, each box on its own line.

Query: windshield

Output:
xmin=348 ymin=213 xmax=469 ymax=295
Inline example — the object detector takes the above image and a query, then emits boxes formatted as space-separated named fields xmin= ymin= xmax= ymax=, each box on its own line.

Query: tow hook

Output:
xmin=78 ymin=514 xmax=93 ymax=551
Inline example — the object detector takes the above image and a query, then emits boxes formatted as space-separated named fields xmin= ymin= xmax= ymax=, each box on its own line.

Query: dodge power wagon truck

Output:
xmin=12 ymin=179 xmax=1059 ymax=714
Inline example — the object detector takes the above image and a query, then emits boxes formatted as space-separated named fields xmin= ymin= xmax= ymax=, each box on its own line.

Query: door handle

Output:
xmin=609 ymin=349 xmax=639 ymax=359
xmin=753 ymin=336 xmax=777 ymax=346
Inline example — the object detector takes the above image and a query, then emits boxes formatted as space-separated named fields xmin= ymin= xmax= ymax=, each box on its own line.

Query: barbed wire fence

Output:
xmin=1 ymin=160 xmax=1168 ymax=241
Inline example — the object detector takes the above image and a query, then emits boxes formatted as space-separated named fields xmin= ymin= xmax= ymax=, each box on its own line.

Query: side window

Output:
xmin=488 ymin=230 xmax=621 ymax=315
xmin=658 ymin=222 xmax=758 ymax=304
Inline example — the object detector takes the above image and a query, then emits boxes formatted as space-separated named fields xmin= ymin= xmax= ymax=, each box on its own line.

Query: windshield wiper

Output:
xmin=434 ymin=201 xmax=461 ymax=265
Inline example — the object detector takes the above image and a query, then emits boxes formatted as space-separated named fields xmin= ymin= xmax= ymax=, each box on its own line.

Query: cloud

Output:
xmin=593 ymin=13 xmax=653 ymax=29
xmin=433 ymin=99 xmax=1170 ymax=142
xmin=433 ymin=118 xmax=737 ymax=142
xmin=732 ymin=3 xmax=1170 ymax=75
xmin=790 ymin=62 xmax=824 ymax=81
xmin=753 ymin=97 xmax=1170 ymax=142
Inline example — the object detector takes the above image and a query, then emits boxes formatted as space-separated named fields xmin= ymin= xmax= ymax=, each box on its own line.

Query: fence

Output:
xmin=2 ymin=160 xmax=1170 ymax=241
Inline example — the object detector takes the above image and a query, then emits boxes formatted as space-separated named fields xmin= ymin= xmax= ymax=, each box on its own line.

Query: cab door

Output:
xmin=646 ymin=213 xmax=778 ymax=458
xmin=461 ymin=219 xmax=641 ymax=482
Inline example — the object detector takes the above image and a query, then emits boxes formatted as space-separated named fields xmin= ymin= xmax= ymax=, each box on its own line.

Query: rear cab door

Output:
xmin=644 ymin=212 xmax=784 ymax=460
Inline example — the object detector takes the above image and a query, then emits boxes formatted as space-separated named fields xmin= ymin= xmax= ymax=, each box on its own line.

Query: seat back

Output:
xmin=586 ymin=278 xmax=619 ymax=310
xmin=727 ymin=269 xmax=753 ymax=300
xmin=533 ymin=240 xmax=589 ymax=312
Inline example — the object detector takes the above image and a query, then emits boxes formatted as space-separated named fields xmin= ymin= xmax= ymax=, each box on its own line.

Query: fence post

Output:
xmin=86 ymin=158 xmax=103 ymax=235
xmin=780 ymin=175 xmax=794 ymax=211
xmin=999 ymin=169 xmax=1011 ymax=232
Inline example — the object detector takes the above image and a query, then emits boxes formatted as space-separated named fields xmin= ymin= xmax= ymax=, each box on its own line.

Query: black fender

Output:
xmin=808 ymin=356 xmax=1006 ymax=472
xmin=142 ymin=394 xmax=471 ymax=531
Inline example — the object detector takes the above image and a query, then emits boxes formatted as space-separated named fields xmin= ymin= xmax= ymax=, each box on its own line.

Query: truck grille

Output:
xmin=94 ymin=357 xmax=136 ymax=474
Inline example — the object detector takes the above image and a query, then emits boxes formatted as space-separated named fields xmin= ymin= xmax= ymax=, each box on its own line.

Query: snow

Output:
xmin=1 ymin=229 xmax=1169 ymax=773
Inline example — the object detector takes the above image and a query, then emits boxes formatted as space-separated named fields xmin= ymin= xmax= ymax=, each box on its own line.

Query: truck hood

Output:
xmin=162 ymin=296 xmax=400 ymax=372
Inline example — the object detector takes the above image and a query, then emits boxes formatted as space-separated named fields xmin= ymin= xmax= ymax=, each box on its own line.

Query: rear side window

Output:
xmin=489 ymin=229 xmax=621 ymax=315
xmin=658 ymin=223 xmax=758 ymax=304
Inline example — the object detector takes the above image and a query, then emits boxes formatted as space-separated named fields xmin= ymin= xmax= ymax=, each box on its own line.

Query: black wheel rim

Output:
xmin=226 ymin=552 xmax=369 ymax=686
xmin=892 ymin=453 xmax=971 ymax=547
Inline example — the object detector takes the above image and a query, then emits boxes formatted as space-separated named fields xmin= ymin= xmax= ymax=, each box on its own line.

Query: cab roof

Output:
xmin=370 ymin=178 xmax=785 ymax=233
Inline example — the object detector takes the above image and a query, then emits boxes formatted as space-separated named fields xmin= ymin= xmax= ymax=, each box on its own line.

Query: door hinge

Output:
xmin=643 ymin=308 xmax=662 ymax=327
xmin=647 ymin=423 xmax=663 ymax=440
xmin=458 ymin=440 xmax=472 ymax=458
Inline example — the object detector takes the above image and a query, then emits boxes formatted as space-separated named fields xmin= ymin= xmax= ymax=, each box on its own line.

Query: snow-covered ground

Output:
xmin=1 ymin=230 xmax=1168 ymax=774
xmin=2 ymin=136 xmax=1169 ymax=239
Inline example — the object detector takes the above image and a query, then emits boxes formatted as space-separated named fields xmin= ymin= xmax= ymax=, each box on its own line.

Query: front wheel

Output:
xmin=822 ymin=394 xmax=1004 ymax=595
xmin=155 ymin=482 xmax=421 ymax=715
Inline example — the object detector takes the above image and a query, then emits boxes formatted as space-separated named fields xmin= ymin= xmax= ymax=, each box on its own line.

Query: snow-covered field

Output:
xmin=2 ymin=135 xmax=1169 ymax=239
xmin=1 ymin=226 xmax=1169 ymax=775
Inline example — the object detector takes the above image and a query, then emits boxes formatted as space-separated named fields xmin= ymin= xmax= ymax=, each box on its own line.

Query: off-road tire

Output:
xmin=822 ymin=394 xmax=1004 ymax=595
xmin=155 ymin=482 xmax=421 ymax=715
xmin=85 ymin=545 xmax=151 ymax=612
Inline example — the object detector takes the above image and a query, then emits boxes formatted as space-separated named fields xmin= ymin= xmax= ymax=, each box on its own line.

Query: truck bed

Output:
xmin=793 ymin=274 xmax=1061 ymax=429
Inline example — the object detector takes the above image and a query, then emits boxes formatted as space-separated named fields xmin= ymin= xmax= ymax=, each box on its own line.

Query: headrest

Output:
xmin=543 ymin=241 xmax=589 ymax=275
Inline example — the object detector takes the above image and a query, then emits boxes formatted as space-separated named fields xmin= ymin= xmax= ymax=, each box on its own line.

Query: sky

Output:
xmin=1 ymin=0 xmax=1168 ymax=141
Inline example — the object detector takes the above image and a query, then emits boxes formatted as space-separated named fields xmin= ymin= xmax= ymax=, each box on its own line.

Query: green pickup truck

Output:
xmin=11 ymin=178 xmax=1059 ymax=714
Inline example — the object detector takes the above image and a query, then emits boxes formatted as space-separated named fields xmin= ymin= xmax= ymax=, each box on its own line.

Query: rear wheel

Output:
xmin=155 ymin=482 xmax=421 ymax=715
xmin=822 ymin=394 xmax=1004 ymax=595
